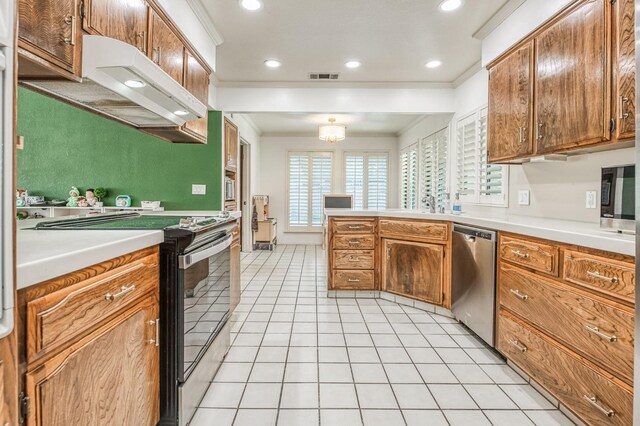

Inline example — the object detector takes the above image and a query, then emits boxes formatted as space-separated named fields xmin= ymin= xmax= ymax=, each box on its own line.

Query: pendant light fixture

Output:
xmin=319 ymin=118 xmax=346 ymax=143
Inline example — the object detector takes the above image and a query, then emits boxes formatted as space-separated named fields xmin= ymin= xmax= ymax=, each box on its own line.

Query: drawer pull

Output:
xmin=148 ymin=319 xmax=160 ymax=346
xmin=510 ymin=289 xmax=529 ymax=301
xmin=587 ymin=271 xmax=619 ymax=284
xmin=511 ymin=250 xmax=530 ymax=259
xmin=508 ymin=339 xmax=528 ymax=352
xmin=585 ymin=325 xmax=617 ymax=342
xmin=584 ymin=395 xmax=615 ymax=418
xmin=348 ymin=225 xmax=364 ymax=229
xmin=348 ymin=240 xmax=361 ymax=245
xmin=349 ymin=256 xmax=360 ymax=262
xmin=347 ymin=278 xmax=360 ymax=283
xmin=63 ymin=15 xmax=77 ymax=46
xmin=104 ymin=285 xmax=136 ymax=301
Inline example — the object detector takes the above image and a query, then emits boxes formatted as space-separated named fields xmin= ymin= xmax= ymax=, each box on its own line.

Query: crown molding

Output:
xmin=452 ymin=60 xmax=483 ymax=88
xmin=213 ymin=80 xmax=454 ymax=90
xmin=185 ymin=0 xmax=225 ymax=45
xmin=397 ymin=114 xmax=432 ymax=136
xmin=473 ymin=0 xmax=527 ymax=40
xmin=238 ymin=114 xmax=264 ymax=137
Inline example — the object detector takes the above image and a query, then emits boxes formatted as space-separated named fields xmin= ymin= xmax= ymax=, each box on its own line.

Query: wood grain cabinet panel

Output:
xmin=499 ymin=235 xmax=558 ymax=276
xmin=534 ymin=0 xmax=610 ymax=153
xmin=613 ymin=0 xmax=635 ymax=141
xmin=497 ymin=310 xmax=632 ymax=426
xmin=382 ymin=239 xmax=443 ymax=305
xmin=224 ymin=118 xmax=239 ymax=172
xmin=25 ymin=296 xmax=160 ymax=426
xmin=332 ymin=234 xmax=375 ymax=250
xmin=499 ymin=265 xmax=634 ymax=384
xmin=332 ymin=220 xmax=375 ymax=235
xmin=83 ymin=0 xmax=149 ymax=53
xmin=332 ymin=270 xmax=375 ymax=290
xmin=488 ymin=41 xmax=534 ymax=162
xmin=379 ymin=219 xmax=448 ymax=242
xmin=333 ymin=250 xmax=375 ymax=270
xmin=149 ymin=9 xmax=184 ymax=84
xmin=182 ymin=50 xmax=210 ymax=141
xmin=563 ymin=249 xmax=635 ymax=304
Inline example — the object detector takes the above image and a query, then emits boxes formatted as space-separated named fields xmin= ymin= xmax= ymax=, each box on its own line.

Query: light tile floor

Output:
xmin=191 ymin=245 xmax=576 ymax=426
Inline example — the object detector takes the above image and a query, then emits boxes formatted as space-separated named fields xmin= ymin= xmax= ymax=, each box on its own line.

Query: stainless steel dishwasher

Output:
xmin=451 ymin=224 xmax=497 ymax=347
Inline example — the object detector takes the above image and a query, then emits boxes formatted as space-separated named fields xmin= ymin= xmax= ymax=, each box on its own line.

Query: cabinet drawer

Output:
xmin=332 ymin=220 xmax=375 ymax=234
xmin=497 ymin=311 xmax=632 ymax=426
xmin=333 ymin=250 xmax=375 ymax=270
xmin=499 ymin=265 xmax=634 ymax=384
xmin=379 ymin=219 xmax=448 ymax=241
xmin=27 ymin=253 xmax=159 ymax=362
xmin=332 ymin=234 xmax=375 ymax=250
xmin=332 ymin=270 xmax=375 ymax=290
xmin=563 ymin=250 xmax=635 ymax=304
xmin=500 ymin=235 xmax=558 ymax=275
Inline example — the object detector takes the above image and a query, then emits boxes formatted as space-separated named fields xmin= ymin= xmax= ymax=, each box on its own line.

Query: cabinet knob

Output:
xmin=63 ymin=15 xmax=76 ymax=46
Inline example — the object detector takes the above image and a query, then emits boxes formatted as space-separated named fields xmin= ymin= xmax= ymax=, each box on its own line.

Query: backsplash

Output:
xmin=16 ymin=88 xmax=223 ymax=210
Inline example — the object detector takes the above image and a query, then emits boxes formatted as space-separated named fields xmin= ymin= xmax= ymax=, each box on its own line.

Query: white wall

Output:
xmin=399 ymin=114 xmax=453 ymax=150
xmin=260 ymin=135 xmax=399 ymax=245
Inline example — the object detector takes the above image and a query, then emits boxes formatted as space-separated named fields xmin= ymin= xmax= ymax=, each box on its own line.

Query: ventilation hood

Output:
xmin=21 ymin=35 xmax=207 ymax=128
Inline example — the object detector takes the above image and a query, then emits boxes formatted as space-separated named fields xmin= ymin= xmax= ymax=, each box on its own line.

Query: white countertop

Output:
xmin=325 ymin=209 xmax=635 ymax=256
xmin=16 ymin=210 xmax=242 ymax=290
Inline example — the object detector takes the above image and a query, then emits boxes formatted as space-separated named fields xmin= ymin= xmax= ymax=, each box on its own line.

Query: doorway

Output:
xmin=240 ymin=139 xmax=251 ymax=252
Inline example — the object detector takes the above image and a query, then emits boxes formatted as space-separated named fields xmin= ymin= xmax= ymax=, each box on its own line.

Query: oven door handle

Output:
xmin=179 ymin=234 xmax=232 ymax=270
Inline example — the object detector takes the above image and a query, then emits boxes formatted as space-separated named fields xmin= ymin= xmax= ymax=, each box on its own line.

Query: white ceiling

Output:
xmin=240 ymin=112 xmax=430 ymax=135
xmin=200 ymin=0 xmax=508 ymax=83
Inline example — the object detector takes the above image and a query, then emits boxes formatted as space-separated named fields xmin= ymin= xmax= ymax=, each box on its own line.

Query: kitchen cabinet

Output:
xmin=82 ymin=0 xmax=149 ymax=53
xmin=382 ymin=239 xmax=444 ymax=305
xmin=613 ymin=0 xmax=635 ymax=141
xmin=0 ymin=331 xmax=18 ymax=425
xmin=17 ymin=0 xmax=82 ymax=81
xmin=534 ymin=0 xmax=610 ymax=154
xmin=149 ymin=8 xmax=184 ymax=85
xmin=328 ymin=218 xmax=377 ymax=291
xmin=487 ymin=41 xmax=534 ymax=162
xmin=182 ymin=50 xmax=210 ymax=142
xmin=224 ymin=118 xmax=239 ymax=172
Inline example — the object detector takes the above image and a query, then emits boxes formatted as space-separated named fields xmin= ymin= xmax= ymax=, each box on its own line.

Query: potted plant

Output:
xmin=94 ymin=187 xmax=107 ymax=207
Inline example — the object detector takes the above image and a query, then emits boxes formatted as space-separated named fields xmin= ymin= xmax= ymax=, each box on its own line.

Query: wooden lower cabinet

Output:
xmin=382 ymin=238 xmax=444 ymax=305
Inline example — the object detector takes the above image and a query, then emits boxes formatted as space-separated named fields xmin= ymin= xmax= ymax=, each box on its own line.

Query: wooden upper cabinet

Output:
xmin=613 ymin=0 xmax=635 ymax=141
xmin=83 ymin=0 xmax=149 ymax=53
xmin=183 ymin=50 xmax=210 ymax=141
xmin=17 ymin=0 xmax=82 ymax=80
xmin=488 ymin=41 xmax=534 ymax=162
xmin=534 ymin=0 xmax=610 ymax=154
xmin=225 ymin=118 xmax=239 ymax=172
xmin=149 ymin=9 xmax=184 ymax=85
xmin=382 ymin=238 xmax=444 ymax=305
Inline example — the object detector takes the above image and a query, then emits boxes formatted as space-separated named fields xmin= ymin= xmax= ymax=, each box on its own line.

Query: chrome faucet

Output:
xmin=422 ymin=195 xmax=436 ymax=214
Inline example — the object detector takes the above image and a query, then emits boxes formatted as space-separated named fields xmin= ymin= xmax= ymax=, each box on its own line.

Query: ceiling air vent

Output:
xmin=308 ymin=73 xmax=340 ymax=80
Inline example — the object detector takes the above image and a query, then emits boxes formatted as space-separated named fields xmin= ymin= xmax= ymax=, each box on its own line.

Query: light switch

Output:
xmin=192 ymin=184 xmax=206 ymax=195
xmin=518 ymin=190 xmax=530 ymax=206
xmin=586 ymin=191 xmax=597 ymax=209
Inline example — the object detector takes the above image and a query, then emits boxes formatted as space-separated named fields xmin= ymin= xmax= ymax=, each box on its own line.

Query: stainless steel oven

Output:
xmin=601 ymin=165 xmax=635 ymax=233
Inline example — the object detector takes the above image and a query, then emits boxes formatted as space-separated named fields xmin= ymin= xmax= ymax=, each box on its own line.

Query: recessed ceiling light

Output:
xmin=264 ymin=59 xmax=281 ymax=68
xmin=439 ymin=0 xmax=463 ymax=12
xmin=240 ymin=0 xmax=262 ymax=11
xmin=124 ymin=80 xmax=146 ymax=88
xmin=425 ymin=60 xmax=442 ymax=69
xmin=345 ymin=61 xmax=361 ymax=69
xmin=174 ymin=110 xmax=189 ymax=116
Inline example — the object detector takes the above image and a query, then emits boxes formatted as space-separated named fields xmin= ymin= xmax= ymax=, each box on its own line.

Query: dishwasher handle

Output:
xmin=453 ymin=224 xmax=496 ymax=241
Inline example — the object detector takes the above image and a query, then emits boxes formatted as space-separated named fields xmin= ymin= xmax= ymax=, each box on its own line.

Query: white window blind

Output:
xmin=400 ymin=144 xmax=418 ymax=209
xmin=420 ymin=127 xmax=448 ymax=210
xmin=287 ymin=151 xmax=333 ymax=230
xmin=456 ymin=107 xmax=508 ymax=206
xmin=344 ymin=152 xmax=389 ymax=210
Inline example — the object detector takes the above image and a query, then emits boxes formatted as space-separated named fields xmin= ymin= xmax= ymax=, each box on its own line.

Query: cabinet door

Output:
xmin=149 ymin=10 xmax=184 ymax=85
xmin=83 ymin=0 xmax=149 ymax=53
xmin=25 ymin=296 xmax=159 ymax=426
xmin=183 ymin=50 xmax=210 ymax=141
xmin=382 ymin=239 xmax=444 ymax=305
xmin=488 ymin=41 xmax=534 ymax=162
xmin=230 ymin=236 xmax=241 ymax=312
xmin=224 ymin=118 xmax=239 ymax=172
xmin=18 ymin=0 xmax=80 ymax=75
xmin=534 ymin=0 xmax=610 ymax=153
xmin=613 ymin=0 xmax=635 ymax=140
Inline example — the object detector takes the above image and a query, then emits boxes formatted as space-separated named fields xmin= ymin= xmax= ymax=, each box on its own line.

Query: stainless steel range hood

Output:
xmin=21 ymin=35 xmax=207 ymax=128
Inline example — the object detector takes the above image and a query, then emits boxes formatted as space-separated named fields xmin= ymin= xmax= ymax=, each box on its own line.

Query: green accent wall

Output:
xmin=17 ymin=87 xmax=222 ymax=210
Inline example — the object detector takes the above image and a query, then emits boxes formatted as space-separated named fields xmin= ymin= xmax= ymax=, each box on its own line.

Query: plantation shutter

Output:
xmin=367 ymin=153 xmax=388 ymax=210
xmin=400 ymin=144 xmax=418 ymax=209
xmin=456 ymin=114 xmax=478 ymax=202
xmin=288 ymin=151 xmax=333 ymax=230
xmin=345 ymin=154 xmax=365 ymax=209
xmin=311 ymin=154 xmax=333 ymax=226
xmin=288 ymin=154 xmax=309 ymax=226
xmin=420 ymin=127 xmax=448 ymax=210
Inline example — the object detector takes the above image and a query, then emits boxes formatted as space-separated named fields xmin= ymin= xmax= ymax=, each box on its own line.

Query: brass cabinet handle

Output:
xmin=587 ymin=271 xmax=619 ymax=284
xmin=511 ymin=250 xmax=530 ymax=259
xmin=518 ymin=126 xmax=527 ymax=144
xmin=348 ymin=256 xmax=360 ymax=262
xmin=510 ymin=289 xmax=529 ymax=301
xmin=619 ymin=96 xmax=630 ymax=120
xmin=105 ymin=284 xmax=136 ymax=301
xmin=508 ymin=339 xmax=528 ymax=352
xmin=537 ymin=122 xmax=544 ymax=140
xmin=155 ymin=46 xmax=162 ymax=64
xmin=63 ymin=15 xmax=76 ymax=46
xmin=347 ymin=278 xmax=360 ymax=283
xmin=348 ymin=240 xmax=361 ymax=245
xmin=584 ymin=395 xmax=615 ymax=418
xmin=137 ymin=31 xmax=147 ymax=53
xmin=148 ymin=319 xmax=159 ymax=346
xmin=585 ymin=325 xmax=617 ymax=342
xmin=348 ymin=225 xmax=364 ymax=229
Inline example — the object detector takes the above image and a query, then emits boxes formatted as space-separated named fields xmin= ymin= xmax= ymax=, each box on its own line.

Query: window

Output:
xmin=420 ymin=127 xmax=448 ymax=210
xmin=344 ymin=152 xmax=389 ymax=210
xmin=287 ymin=151 xmax=333 ymax=231
xmin=456 ymin=107 xmax=508 ymax=206
xmin=400 ymin=143 xmax=418 ymax=209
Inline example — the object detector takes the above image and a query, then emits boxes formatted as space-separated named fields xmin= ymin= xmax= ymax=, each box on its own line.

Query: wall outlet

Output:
xmin=586 ymin=191 xmax=597 ymax=209
xmin=518 ymin=190 xmax=530 ymax=206
xmin=192 ymin=184 xmax=206 ymax=195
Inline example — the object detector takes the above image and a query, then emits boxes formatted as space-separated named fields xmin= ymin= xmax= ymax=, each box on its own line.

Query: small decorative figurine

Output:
xmin=115 ymin=195 xmax=132 ymax=207
xmin=16 ymin=189 xmax=27 ymax=207
xmin=76 ymin=196 xmax=89 ymax=207
xmin=85 ymin=188 xmax=98 ymax=207
xmin=66 ymin=186 xmax=80 ymax=207
xmin=93 ymin=187 xmax=107 ymax=207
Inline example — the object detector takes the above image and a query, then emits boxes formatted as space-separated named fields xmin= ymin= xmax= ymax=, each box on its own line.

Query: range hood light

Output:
xmin=174 ymin=110 xmax=189 ymax=116
xmin=124 ymin=79 xmax=146 ymax=88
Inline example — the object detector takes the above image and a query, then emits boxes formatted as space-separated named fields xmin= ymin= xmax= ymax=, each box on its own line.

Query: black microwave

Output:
xmin=601 ymin=165 xmax=635 ymax=232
